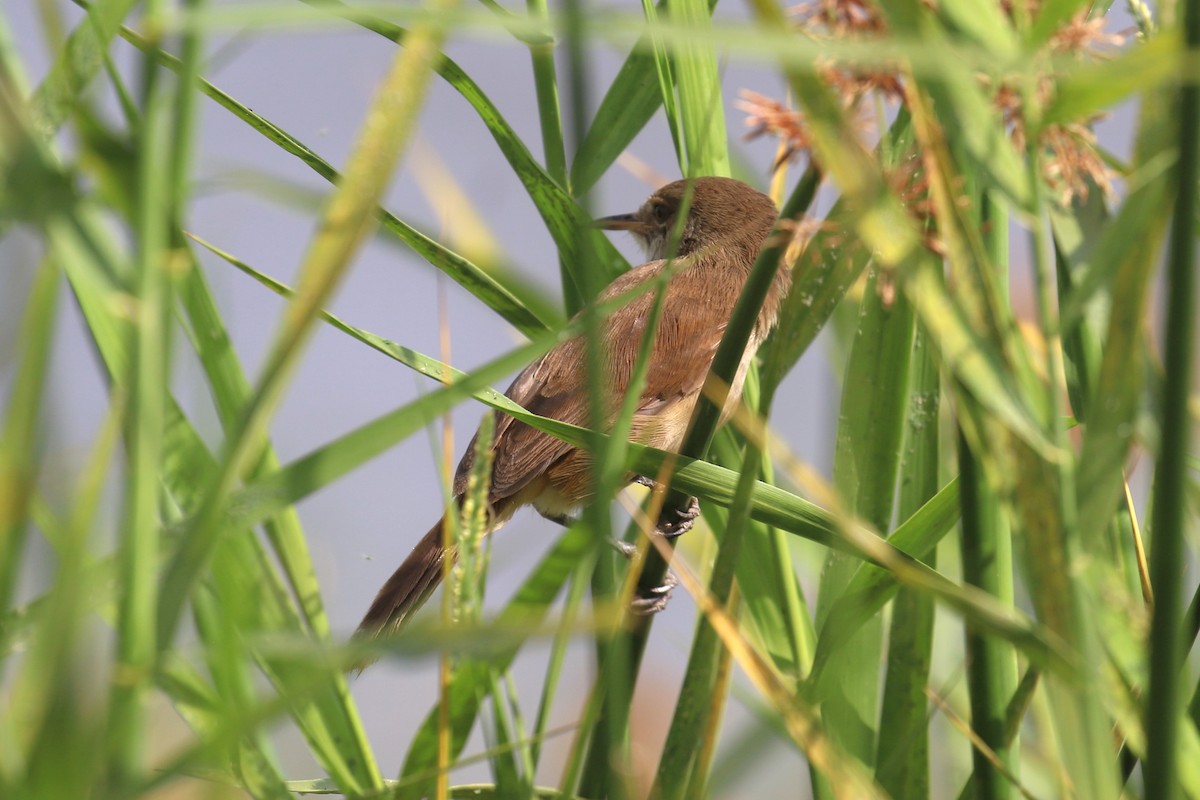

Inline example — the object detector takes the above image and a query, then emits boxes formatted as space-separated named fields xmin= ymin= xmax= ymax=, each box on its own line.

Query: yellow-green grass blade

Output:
xmin=877 ymin=0 xmax=1032 ymax=209
xmin=154 ymin=0 xmax=451 ymax=656
xmin=524 ymin=0 xmax=568 ymax=187
xmin=1043 ymin=35 xmax=1184 ymax=127
xmin=176 ymin=255 xmax=331 ymax=638
xmin=713 ymin=429 xmax=814 ymax=680
xmin=811 ymin=266 xmax=915 ymax=785
xmin=641 ymin=0 xmax=685 ymax=168
xmin=114 ymin=20 xmax=553 ymax=338
xmin=398 ymin=526 xmax=592 ymax=798
xmin=104 ymin=10 xmax=188 ymax=780
xmin=290 ymin=0 xmax=631 ymax=298
xmin=570 ymin=0 xmax=717 ymax=193
xmin=0 ymin=258 xmax=60 ymax=617
xmin=1048 ymin=191 xmax=1107 ymax=423
xmin=665 ymin=0 xmax=729 ymax=177
xmin=1073 ymin=83 xmax=1174 ymax=547
xmin=1028 ymin=0 xmax=1092 ymax=47
xmin=1143 ymin=0 xmax=1200 ymax=784
xmin=57 ymin=210 xmax=384 ymax=794
xmin=875 ymin=316 xmax=941 ymax=798
xmin=928 ymin=0 xmax=1019 ymax=56
xmin=29 ymin=0 xmax=139 ymax=137
xmin=746 ymin=0 xmax=922 ymax=268
xmin=8 ymin=408 xmax=121 ymax=800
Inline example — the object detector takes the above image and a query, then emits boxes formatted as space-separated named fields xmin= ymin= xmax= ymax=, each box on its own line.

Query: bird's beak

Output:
xmin=595 ymin=213 xmax=649 ymax=233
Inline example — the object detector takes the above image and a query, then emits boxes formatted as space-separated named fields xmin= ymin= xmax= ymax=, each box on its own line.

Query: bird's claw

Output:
xmin=631 ymin=474 xmax=657 ymax=490
xmin=610 ymin=538 xmax=677 ymax=615
xmin=630 ymin=570 xmax=677 ymax=615
xmin=611 ymin=538 xmax=638 ymax=559
xmin=630 ymin=476 xmax=701 ymax=538
xmin=656 ymin=495 xmax=700 ymax=538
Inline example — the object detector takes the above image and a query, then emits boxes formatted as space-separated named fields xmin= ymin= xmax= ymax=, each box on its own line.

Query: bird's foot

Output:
xmin=656 ymin=495 xmax=700 ymax=538
xmin=631 ymin=570 xmax=677 ymax=616
xmin=630 ymin=475 xmax=701 ymax=538
xmin=610 ymin=539 xmax=677 ymax=616
xmin=631 ymin=474 xmax=657 ymax=490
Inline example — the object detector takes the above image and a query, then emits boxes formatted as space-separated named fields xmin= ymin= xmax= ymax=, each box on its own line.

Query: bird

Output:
xmin=356 ymin=176 xmax=790 ymax=643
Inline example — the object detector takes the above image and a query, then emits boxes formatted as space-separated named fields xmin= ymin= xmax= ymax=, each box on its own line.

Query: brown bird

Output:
xmin=357 ymin=177 xmax=789 ymax=641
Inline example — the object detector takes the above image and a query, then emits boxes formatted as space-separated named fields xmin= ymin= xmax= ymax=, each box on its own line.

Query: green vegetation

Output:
xmin=0 ymin=0 xmax=1196 ymax=797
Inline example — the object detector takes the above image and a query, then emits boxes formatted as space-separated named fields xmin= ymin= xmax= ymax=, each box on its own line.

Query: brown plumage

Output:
xmin=357 ymin=177 xmax=789 ymax=643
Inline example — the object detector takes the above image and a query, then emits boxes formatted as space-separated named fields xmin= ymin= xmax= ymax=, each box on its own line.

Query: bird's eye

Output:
xmin=651 ymin=202 xmax=671 ymax=224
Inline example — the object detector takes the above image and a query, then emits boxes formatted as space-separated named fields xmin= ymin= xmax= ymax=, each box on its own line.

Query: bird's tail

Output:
xmin=356 ymin=516 xmax=452 ymax=644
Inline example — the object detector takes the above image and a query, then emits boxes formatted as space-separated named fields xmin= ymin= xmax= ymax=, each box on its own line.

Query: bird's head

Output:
xmin=596 ymin=177 xmax=778 ymax=261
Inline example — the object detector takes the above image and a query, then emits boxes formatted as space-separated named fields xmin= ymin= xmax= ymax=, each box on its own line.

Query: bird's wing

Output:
xmin=478 ymin=337 xmax=590 ymax=501
xmin=456 ymin=258 xmax=732 ymax=503
xmin=623 ymin=275 xmax=728 ymax=415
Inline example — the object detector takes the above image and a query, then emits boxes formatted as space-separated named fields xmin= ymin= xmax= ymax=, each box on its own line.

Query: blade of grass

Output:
xmin=105 ymin=6 xmax=181 ymax=784
xmin=107 ymin=18 xmax=551 ymax=337
xmin=665 ymin=0 xmax=729 ymax=177
xmin=29 ymin=0 xmax=139 ymax=136
xmin=958 ymin=429 xmax=1018 ymax=800
xmin=155 ymin=0 xmax=453 ymax=651
xmin=56 ymin=203 xmax=385 ymax=793
xmin=651 ymin=418 xmax=767 ymax=799
xmin=715 ymin=431 xmax=815 ymax=678
xmin=641 ymin=0 xmax=685 ymax=168
xmin=0 ymin=258 xmax=60 ymax=616
xmin=1048 ymin=193 xmax=1107 ymax=423
xmin=875 ymin=314 xmax=940 ymax=797
xmin=398 ymin=525 xmax=593 ymax=798
xmin=811 ymin=264 xmax=915 ymax=793
xmin=810 ymin=109 xmax=918 ymax=794
xmin=11 ymin=404 xmax=122 ymax=800
xmin=1043 ymin=36 xmax=1181 ymax=126
xmin=188 ymin=585 xmax=293 ymax=800
xmin=931 ymin=0 xmax=1019 ymax=55
xmin=1072 ymin=86 xmax=1174 ymax=551
xmin=1008 ymin=109 xmax=1118 ymax=800
xmin=529 ymin=560 xmax=593 ymax=768
xmin=524 ymin=0 xmax=567 ymax=186
xmin=957 ymin=190 xmax=1018 ymax=800
xmin=291 ymin=0 xmax=630 ymax=306
xmin=176 ymin=254 xmax=333 ymax=636
xmin=1143 ymin=0 xmax=1200 ymax=787
xmin=570 ymin=0 xmax=717 ymax=193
